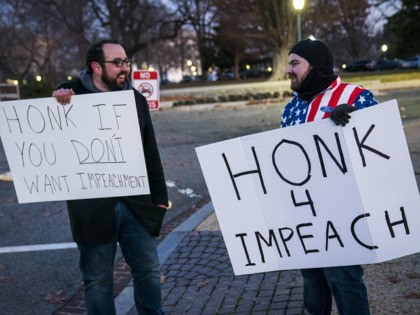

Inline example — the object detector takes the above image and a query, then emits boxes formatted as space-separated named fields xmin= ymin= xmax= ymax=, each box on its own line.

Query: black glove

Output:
xmin=329 ymin=104 xmax=357 ymax=126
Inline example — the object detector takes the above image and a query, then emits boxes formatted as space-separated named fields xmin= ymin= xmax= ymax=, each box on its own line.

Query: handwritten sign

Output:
xmin=196 ymin=100 xmax=420 ymax=275
xmin=0 ymin=90 xmax=150 ymax=203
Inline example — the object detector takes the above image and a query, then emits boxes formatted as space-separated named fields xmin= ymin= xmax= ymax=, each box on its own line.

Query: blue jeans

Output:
xmin=301 ymin=266 xmax=370 ymax=315
xmin=78 ymin=200 xmax=163 ymax=315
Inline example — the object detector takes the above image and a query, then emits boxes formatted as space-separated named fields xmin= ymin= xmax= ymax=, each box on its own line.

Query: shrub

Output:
xmin=20 ymin=81 xmax=53 ymax=99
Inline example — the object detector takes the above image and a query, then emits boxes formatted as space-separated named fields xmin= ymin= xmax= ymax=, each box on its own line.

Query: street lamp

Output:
xmin=381 ymin=44 xmax=388 ymax=59
xmin=293 ymin=0 xmax=304 ymax=42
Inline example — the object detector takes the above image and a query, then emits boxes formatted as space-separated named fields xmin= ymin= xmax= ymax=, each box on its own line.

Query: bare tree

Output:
xmin=0 ymin=0 xmax=184 ymax=85
xmin=41 ymin=0 xmax=92 ymax=77
xmin=255 ymin=0 xmax=297 ymax=81
xmin=305 ymin=0 xmax=375 ymax=64
xmin=213 ymin=0 xmax=268 ymax=80
xmin=174 ymin=0 xmax=218 ymax=78
xmin=338 ymin=0 xmax=374 ymax=60
xmin=384 ymin=0 xmax=419 ymax=58
xmin=0 ymin=0 xmax=61 ymax=83
xmin=87 ymin=0 xmax=183 ymax=58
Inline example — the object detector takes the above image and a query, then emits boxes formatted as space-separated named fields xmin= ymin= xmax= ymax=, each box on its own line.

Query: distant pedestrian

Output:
xmin=53 ymin=39 xmax=168 ymax=315
xmin=281 ymin=38 xmax=378 ymax=315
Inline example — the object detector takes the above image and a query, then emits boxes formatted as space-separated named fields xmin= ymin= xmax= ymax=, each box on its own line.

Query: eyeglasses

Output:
xmin=103 ymin=58 xmax=132 ymax=67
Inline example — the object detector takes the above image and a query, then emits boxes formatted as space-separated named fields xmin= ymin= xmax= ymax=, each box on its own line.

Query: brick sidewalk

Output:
xmin=53 ymin=198 xmax=210 ymax=315
xmin=54 ymin=203 xmax=305 ymax=315
xmin=158 ymin=231 xmax=304 ymax=315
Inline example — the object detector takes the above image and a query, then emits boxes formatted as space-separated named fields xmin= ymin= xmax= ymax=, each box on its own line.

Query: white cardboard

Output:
xmin=196 ymin=99 xmax=420 ymax=275
xmin=0 ymin=90 xmax=150 ymax=203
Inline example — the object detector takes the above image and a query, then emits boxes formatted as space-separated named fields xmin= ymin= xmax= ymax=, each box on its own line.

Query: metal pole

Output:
xmin=297 ymin=12 xmax=301 ymax=42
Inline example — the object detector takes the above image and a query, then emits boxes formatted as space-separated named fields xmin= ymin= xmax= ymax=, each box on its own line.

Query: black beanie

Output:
xmin=289 ymin=39 xmax=334 ymax=75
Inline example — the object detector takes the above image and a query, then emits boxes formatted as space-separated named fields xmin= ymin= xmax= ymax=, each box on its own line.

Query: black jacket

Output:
xmin=57 ymin=77 xmax=168 ymax=247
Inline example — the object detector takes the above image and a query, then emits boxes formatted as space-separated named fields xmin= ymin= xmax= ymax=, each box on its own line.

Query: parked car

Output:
xmin=180 ymin=75 xmax=194 ymax=83
xmin=221 ymin=70 xmax=234 ymax=80
xmin=365 ymin=59 xmax=401 ymax=71
xmin=240 ymin=68 xmax=264 ymax=79
xmin=400 ymin=56 xmax=420 ymax=69
xmin=343 ymin=60 xmax=371 ymax=72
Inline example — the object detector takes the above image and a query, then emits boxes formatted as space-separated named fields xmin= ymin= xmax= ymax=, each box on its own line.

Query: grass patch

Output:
xmin=340 ymin=70 xmax=420 ymax=83
xmin=162 ymin=70 xmax=420 ymax=90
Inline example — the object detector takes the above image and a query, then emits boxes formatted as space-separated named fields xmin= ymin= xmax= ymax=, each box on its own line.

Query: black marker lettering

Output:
xmin=272 ymin=139 xmax=311 ymax=186
xmin=351 ymin=213 xmax=378 ymax=250
xmin=255 ymin=230 xmax=283 ymax=263
xmin=236 ymin=233 xmax=256 ymax=266
xmin=325 ymin=220 xmax=344 ymax=251
xmin=291 ymin=189 xmax=316 ymax=217
xmin=313 ymin=133 xmax=347 ymax=177
xmin=222 ymin=146 xmax=266 ymax=201
xmin=385 ymin=207 xmax=410 ymax=238
xmin=278 ymin=227 xmax=293 ymax=257
xmin=353 ymin=124 xmax=390 ymax=167
xmin=296 ymin=223 xmax=319 ymax=254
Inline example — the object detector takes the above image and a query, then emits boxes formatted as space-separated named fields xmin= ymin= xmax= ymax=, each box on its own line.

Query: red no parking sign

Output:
xmin=132 ymin=70 xmax=160 ymax=110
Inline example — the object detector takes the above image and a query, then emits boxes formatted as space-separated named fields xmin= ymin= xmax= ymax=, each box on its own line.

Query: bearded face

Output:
xmin=101 ymin=66 xmax=129 ymax=91
xmin=94 ymin=43 xmax=131 ymax=92
xmin=286 ymin=53 xmax=311 ymax=92
xmin=288 ymin=66 xmax=311 ymax=91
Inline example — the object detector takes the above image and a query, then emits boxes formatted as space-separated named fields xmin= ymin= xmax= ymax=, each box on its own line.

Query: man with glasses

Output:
xmin=53 ymin=39 xmax=168 ymax=315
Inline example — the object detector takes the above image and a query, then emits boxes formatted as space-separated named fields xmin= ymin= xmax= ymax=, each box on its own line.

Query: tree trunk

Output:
xmin=269 ymin=46 xmax=290 ymax=81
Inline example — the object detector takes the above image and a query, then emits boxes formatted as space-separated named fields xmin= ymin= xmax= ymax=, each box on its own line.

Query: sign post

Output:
xmin=132 ymin=70 xmax=160 ymax=110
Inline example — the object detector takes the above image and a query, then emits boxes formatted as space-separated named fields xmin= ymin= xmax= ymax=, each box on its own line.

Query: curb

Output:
xmin=114 ymin=202 xmax=214 ymax=315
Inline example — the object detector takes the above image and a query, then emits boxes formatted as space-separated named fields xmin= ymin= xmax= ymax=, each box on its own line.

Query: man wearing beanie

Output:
xmin=280 ymin=38 xmax=377 ymax=315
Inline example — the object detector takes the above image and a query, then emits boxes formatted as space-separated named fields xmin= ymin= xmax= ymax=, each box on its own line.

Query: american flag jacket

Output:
xmin=281 ymin=76 xmax=378 ymax=128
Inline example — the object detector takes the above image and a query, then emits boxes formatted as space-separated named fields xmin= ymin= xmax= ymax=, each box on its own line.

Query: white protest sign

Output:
xmin=0 ymin=90 xmax=150 ymax=203
xmin=196 ymin=100 xmax=420 ymax=275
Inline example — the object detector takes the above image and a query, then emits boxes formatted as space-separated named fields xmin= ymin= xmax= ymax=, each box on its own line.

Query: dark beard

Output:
xmin=101 ymin=69 xmax=127 ymax=91
xmin=290 ymin=76 xmax=300 ymax=91
xmin=289 ymin=67 xmax=311 ymax=92
xmin=296 ymin=68 xmax=337 ymax=101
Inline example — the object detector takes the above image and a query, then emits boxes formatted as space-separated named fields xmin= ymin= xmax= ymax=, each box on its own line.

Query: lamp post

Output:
xmin=381 ymin=44 xmax=388 ymax=59
xmin=293 ymin=0 xmax=304 ymax=42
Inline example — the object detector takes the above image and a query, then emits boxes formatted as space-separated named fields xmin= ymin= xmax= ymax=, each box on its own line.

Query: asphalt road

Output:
xmin=0 ymin=88 xmax=418 ymax=314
